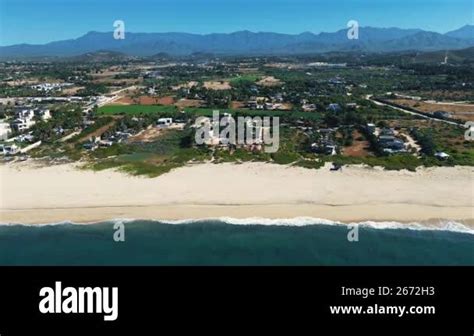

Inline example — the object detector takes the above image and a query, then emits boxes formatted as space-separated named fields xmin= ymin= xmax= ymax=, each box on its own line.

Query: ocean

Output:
xmin=0 ymin=219 xmax=472 ymax=265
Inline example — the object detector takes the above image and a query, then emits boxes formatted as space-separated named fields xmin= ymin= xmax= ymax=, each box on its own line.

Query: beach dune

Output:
xmin=0 ymin=162 xmax=473 ymax=225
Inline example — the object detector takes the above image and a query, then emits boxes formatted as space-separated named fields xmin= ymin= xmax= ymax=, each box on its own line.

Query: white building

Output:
xmin=0 ymin=144 xmax=19 ymax=155
xmin=157 ymin=118 xmax=173 ymax=128
xmin=435 ymin=151 xmax=450 ymax=160
xmin=31 ymin=82 xmax=73 ymax=92
xmin=36 ymin=108 xmax=51 ymax=120
xmin=194 ymin=115 xmax=271 ymax=149
xmin=0 ymin=121 xmax=12 ymax=140
xmin=11 ymin=108 xmax=51 ymax=132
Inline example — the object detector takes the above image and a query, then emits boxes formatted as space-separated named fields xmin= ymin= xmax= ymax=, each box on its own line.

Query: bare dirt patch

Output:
xmin=231 ymin=101 xmax=246 ymax=109
xmin=343 ymin=130 xmax=370 ymax=157
xmin=61 ymin=86 xmax=84 ymax=95
xmin=257 ymin=76 xmax=283 ymax=87
xmin=396 ymin=130 xmax=421 ymax=155
xmin=402 ymin=90 xmax=474 ymax=101
xmin=128 ymin=127 xmax=167 ymax=143
xmin=175 ymin=99 xmax=204 ymax=108
xmin=155 ymin=96 xmax=175 ymax=105
xmin=203 ymin=81 xmax=231 ymax=90
xmin=278 ymin=103 xmax=293 ymax=110
xmin=5 ymin=79 xmax=39 ymax=87
xmin=390 ymin=98 xmax=474 ymax=121
xmin=171 ymin=81 xmax=199 ymax=91
xmin=264 ymin=63 xmax=300 ymax=69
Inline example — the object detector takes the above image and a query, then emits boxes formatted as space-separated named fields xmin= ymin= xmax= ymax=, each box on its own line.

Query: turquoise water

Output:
xmin=0 ymin=220 xmax=472 ymax=265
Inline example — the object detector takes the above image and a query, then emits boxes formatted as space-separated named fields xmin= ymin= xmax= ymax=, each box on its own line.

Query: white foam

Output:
xmin=0 ymin=217 xmax=473 ymax=235
xmin=158 ymin=217 xmax=474 ymax=235
xmin=0 ymin=220 xmax=77 ymax=227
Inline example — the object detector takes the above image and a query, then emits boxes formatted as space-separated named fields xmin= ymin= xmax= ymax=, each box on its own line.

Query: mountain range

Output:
xmin=1 ymin=25 xmax=473 ymax=58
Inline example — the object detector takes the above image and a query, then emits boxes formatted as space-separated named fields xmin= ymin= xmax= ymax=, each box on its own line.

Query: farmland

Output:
xmin=2 ymin=49 xmax=474 ymax=177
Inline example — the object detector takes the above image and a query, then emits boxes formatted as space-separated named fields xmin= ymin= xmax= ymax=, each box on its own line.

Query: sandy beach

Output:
xmin=0 ymin=161 xmax=473 ymax=225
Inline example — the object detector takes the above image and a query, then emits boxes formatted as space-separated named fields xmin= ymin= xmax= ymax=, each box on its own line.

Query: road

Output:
xmin=365 ymin=95 xmax=463 ymax=127
xmin=83 ymin=85 xmax=138 ymax=112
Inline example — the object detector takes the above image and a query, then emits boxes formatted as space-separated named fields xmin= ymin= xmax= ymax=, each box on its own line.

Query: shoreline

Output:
xmin=1 ymin=204 xmax=474 ymax=227
xmin=1 ymin=161 xmax=473 ymax=226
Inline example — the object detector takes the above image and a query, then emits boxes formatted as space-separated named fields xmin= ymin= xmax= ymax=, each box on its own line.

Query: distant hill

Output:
xmin=380 ymin=31 xmax=472 ymax=52
xmin=413 ymin=46 xmax=474 ymax=63
xmin=1 ymin=25 xmax=473 ymax=58
xmin=149 ymin=52 xmax=172 ymax=60
xmin=350 ymin=46 xmax=474 ymax=66
xmin=445 ymin=25 xmax=474 ymax=41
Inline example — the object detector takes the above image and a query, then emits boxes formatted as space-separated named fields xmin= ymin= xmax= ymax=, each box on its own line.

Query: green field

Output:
xmin=98 ymin=104 xmax=178 ymax=115
xmin=98 ymin=104 xmax=229 ymax=117
xmin=228 ymin=74 xmax=262 ymax=85
xmin=98 ymin=104 xmax=323 ymax=121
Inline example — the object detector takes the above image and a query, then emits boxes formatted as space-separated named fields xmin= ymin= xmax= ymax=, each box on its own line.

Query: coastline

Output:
xmin=2 ymin=205 xmax=474 ymax=228
xmin=1 ymin=161 xmax=473 ymax=226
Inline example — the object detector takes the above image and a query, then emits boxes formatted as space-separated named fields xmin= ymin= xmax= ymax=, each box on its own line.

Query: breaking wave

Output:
xmin=1 ymin=217 xmax=473 ymax=235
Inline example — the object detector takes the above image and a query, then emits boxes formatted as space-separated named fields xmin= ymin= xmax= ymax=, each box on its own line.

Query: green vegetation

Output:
xmin=3 ymin=53 xmax=473 ymax=175
xmin=98 ymin=104 xmax=177 ymax=115
xmin=214 ymin=148 xmax=268 ymax=163
xmin=86 ymin=129 xmax=212 ymax=177
xmin=331 ymin=154 xmax=422 ymax=171
xmin=77 ymin=83 xmax=109 ymax=96
xmin=411 ymin=124 xmax=474 ymax=166
xmin=68 ymin=116 xmax=115 ymax=143
xmin=98 ymin=104 xmax=324 ymax=124
xmin=229 ymin=74 xmax=261 ymax=85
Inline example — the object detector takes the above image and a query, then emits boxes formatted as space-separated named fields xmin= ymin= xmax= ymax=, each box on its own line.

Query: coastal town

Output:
xmin=0 ymin=0 xmax=473 ymax=279
xmin=1 ymin=51 xmax=473 ymax=175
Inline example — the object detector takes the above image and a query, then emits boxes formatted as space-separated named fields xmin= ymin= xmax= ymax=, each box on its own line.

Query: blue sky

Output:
xmin=0 ymin=0 xmax=472 ymax=45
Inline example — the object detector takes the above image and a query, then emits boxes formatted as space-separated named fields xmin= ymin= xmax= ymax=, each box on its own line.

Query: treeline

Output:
xmin=77 ymin=83 xmax=109 ymax=96
xmin=68 ymin=116 xmax=114 ymax=143
xmin=31 ymin=106 xmax=83 ymax=142
xmin=410 ymin=128 xmax=436 ymax=155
